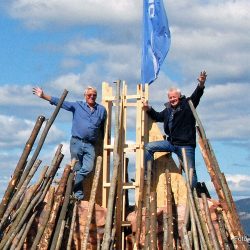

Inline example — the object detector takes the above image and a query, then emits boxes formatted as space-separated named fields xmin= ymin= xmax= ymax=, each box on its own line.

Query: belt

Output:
xmin=72 ymin=136 xmax=92 ymax=144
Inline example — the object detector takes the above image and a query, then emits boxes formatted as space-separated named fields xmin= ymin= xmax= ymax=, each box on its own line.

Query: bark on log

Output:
xmin=16 ymin=90 xmax=68 ymax=193
xmin=31 ymin=186 xmax=55 ymax=250
xmin=0 ymin=159 xmax=42 ymax=232
xmin=165 ymin=170 xmax=173 ymax=250
xmin=149 ymin=192 xmax=157 ymax=250
xmin=82 ymin=156 xmax=102 ymax=250
xmin=0 ymin=115 xmax=45 ymax=219
xmin=201 ymin=193 xmax=220 ymax=250
xmin=50 ymin=169 xmax=74 ymax=250
xmin=39 ymin=164 xmax=71 ymax=250
xmin=67 ymin=202 xmax=77 ymax=250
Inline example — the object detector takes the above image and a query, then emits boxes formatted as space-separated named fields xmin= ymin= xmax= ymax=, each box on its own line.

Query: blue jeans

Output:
xmin=145 ymin=140 xmax=197 ymax=187
xmin=70 ymin=137 xmax=95 ymax=200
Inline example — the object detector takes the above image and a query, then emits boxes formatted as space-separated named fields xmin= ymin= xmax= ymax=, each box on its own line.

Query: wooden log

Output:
xmin=9 ymin=218 xmax=26 ymax=250
xmin=50 ymin=169 xmax=74 ymax=250
xmin=201 ymin=193 xmax=221 ymax=250
xmin=0 ymin=184 xmax=39 ymax=249
xmin=163 ymin=208 xmax=168 ymax=250
xmin=181 ymin=148 xmax=199 ymax=250
xmin=30 ymin=186 xmax=55 ymax=250
xmin=15 ymin=210 xmax=38 ymax=250
xmin=144 ymin=160 xmax=152 ymax=250
xmin=135 ymin=160 xmax=145 ymax=249
xmin=216 ymin=208 xmax=232 ymax=250
xmin=39 ymin=164 xmax=71 ymax=250
xmin=11 ymin=165 xmax=48 ymax=222
xmin=0 ymin=115 xmax=45 ymax=219
xmin=193 ymin=189 xmax=212 ymax=250
xmin=16 ymin=90 xmax=68 ymax=193
xmin=0 ymin=165 xmax=47 ymax=247
xmin=181 ymin=226 xmax=192 ymax=250
xmin=55 ymin=220 xmax=66 ymax=250
xmin=102 ymin=80 xmax=121 ymax=250
xmin=189 ymin=100 xmax=246 ymax=245
xmin=165 ymin=170 xmax=173 ymax=250
xmin=82 ymin=156 xmax=102 ymax=250
xmin=0 ymin=159 xmax=42 ymax=232
xmin=149 ymin=192 xmax=157 ymax=250
xmin=66 ymin=202 xmax=77 ymax=250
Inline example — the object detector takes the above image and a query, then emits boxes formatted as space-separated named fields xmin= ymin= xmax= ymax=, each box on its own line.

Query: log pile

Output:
xmin=0 ymin=88 xmax=249 ymax=249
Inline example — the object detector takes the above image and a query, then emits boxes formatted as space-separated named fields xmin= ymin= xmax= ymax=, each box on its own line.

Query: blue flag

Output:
xmin=141 ymin=0 xmax=171 ymax=84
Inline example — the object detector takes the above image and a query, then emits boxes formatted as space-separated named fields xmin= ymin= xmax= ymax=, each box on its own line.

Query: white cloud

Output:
xmin=6 ymin=0 xmax=141 ymax=28
xmin=60 ymin=58 xmax=82 ymax=69
xmin=0 ymin=114 xmax=65 ymax=148
xmin=225 ymin=174 xmax=250 ymax=199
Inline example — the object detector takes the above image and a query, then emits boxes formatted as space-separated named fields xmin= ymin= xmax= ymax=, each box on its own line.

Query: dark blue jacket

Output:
xmin=147 ymin=85 xmax=204 ymax=147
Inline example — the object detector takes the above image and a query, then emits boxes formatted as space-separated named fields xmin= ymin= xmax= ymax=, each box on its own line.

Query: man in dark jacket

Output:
xmin=143 ymin=71 xmax=207 ymax=187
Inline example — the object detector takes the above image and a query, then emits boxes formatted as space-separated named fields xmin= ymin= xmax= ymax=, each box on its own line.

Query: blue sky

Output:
xmin=0 ymin=0 xmax=250 ymax=201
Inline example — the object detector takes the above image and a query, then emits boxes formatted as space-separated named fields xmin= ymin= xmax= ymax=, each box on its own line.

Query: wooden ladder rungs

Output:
xmin=103 ymin=182 xmax=139 ymax=189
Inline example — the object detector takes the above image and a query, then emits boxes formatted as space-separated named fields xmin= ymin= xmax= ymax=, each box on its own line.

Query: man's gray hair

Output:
xmin=167 ymin=87 xmax=181 ymax=96
xmin=84 ymin=86 xmax=97 ymax=95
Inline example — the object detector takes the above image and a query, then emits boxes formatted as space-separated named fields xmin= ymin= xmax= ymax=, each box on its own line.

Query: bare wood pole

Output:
xmin=11 ymin=165 xmax=49 ymax=222
xmin=216 ymin=208 xmax=232 ymax=250
xmin=115 ymin=81 xmax=125 ymax=250
xmin=30 ymin=186 xmax=55 ymax=250
xmin=55 ymin=220 xmax=66 ymax=250
xmin=0 ymin=165 xmax=47 ymax=249
xmin=163 ymin=208 xmax=168 ymax=250
xmin=15 ymin=210 xmax=38 ymax=250
xmin=48 ymin=159 xmax=76 ymax=250
xmin=222 ymin=210 xmax=240 ymax=250
xmin=0 ymin=115 xmax=45 ymax=218
xmin=49 ymin=168 xmax=74 ymax=250
xmin=9 ymin=220 xmax=26 ymax=250
xmin=188 ymin=100 xmax=246 ymax=241
xmin=1 ymin=185 xmax=38 ymax=249
xmin=165 ymin=169 xmax=173 ymax=250
xmin=67 ymin=201 xmax=77 ymax=250
xmin=82 ymin=156 xmax=103 ymax=250
xmin=135 ymin=160 xmax=145 ymax=249
xmin=144 ymin=160 xmax=152 ymax=250
xmin=39 ymin=164 xmax=71 ymax=250
xmin=16 ymin=89 xmax=68 ymax=193
xmin=149 ymin=192 xmax=157 ymax=250
xmin=0 ymin=159 xmax=42 ymax=232
xmin=201 ymin=193 xmax=221 ymax=250
xmin=102 ymin=80 xmax=121 ymax=250
xmin=181 ymin=148 xmax=199 ymax=250
xmin=193 ymin=188 xmax=213 ymax=250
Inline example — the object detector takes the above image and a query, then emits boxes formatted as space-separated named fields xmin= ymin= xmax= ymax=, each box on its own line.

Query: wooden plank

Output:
xmin=102 ymin=82 xmax=113 ymax=208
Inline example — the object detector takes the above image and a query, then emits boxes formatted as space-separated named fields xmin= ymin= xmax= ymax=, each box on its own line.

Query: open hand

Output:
xmin=197 ymin=71 xmax=207 ymax=87
xmin=32 ymin=87 xmax=44 ymax=98
xmin=142 ymin=98 xmax=150 ymax=111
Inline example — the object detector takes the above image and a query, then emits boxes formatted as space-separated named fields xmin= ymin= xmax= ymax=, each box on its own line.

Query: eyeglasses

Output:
xmin=86 ymin=94 xmax=97 ymax=98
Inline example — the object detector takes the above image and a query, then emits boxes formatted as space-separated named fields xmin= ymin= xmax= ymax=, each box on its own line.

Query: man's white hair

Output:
xmin=167 ymin=87 xmax=181 ymax=96
xmin=84 ymin=86 xmax=97 ymax=95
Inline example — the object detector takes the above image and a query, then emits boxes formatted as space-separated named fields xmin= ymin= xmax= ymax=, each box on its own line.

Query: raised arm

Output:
xmin=32 ymin=87 xmax=51 ymax=102
xmin=190 ymin=71 xmax=207 ymax=107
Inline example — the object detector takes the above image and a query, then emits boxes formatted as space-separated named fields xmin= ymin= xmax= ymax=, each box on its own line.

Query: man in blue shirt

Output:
xmin=33 ymin=86 xmax=107 ymax=200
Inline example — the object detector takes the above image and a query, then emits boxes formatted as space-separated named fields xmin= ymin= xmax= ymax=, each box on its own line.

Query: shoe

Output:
xmin=71 ymin=193 xmax=84 ymax=201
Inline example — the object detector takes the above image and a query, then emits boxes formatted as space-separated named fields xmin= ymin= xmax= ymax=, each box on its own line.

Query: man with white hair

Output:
xmin=143 ymin=71 xmax=207 ymax=187
xmin=33 ymin=86 xmax=107 ymax=200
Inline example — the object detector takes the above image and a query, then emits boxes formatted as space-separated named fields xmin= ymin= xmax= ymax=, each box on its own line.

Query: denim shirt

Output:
xmin=50 ymin=97 xmax=107 ymax=143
